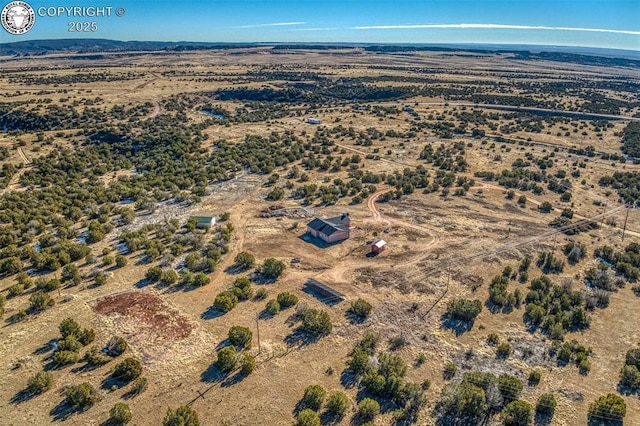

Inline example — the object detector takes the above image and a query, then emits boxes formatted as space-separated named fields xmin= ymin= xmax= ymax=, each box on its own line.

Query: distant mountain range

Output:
xmin=1 ymin=38 xmax=639 ymax=67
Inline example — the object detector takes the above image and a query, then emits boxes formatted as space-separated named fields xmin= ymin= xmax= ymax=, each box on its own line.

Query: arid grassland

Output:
xmin=1 ymin=46 xmax=639 ymax=426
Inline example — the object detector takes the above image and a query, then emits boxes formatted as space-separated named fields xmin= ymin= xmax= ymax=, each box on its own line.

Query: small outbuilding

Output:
xmin=191 ymin=216 xmax=216 ymax=229
xmin=307 ymin=117 xmax=322 ymax=125
xmin=371 ymin=240 xmax=387 ymax=254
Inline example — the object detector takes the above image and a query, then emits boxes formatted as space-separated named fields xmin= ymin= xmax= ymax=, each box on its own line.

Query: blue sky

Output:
xmin=2 ymin=0 xmax=639 ymax=50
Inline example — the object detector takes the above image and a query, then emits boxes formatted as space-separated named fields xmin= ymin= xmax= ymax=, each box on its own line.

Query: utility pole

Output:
xmin=622 ymin=206 xmax=630 ymax=243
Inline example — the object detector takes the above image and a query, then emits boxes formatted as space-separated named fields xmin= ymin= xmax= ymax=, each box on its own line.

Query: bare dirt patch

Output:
xmin=94 ymin=291 xmax=194 ymax=342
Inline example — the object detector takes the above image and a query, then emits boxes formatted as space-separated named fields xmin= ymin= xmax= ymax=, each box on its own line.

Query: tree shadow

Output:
xmin=534 ymin=412 xmax=553 ymax=426
xmin=200 ymin=364 xmax=226 ymax=384
xmin=49 ymin=400 xmax=82 ymax=422
xmin=101 ymin=374 xmax=129 ymax=391
xmin=284 ymin=329 xmax=321 ymax=347
xmin=134 ymin=278 xmax=153 ymax=289
xmin=71 ymin=363 xmax=103 ymax=374
xmin=201 ymin=306 xmax=224 ymax=320
xmin=216 ymin=338 xmax=231 ymax=351
xmin=340 ymin=369 xmax=358 ymax=389
xmin=220 ymin=371 xmax=247 ymax=388
xmin=345 ymin=311 xmax=367 ymax=324
xmin=224 ymin=264 xmax=248 ymax=275
xmin=258 ymin=310 xmax=276 ymax=320
xmin=10 ymin=389 xmax=37 ymax=404
xmin=320 ymin=411 xmax=345 ymax=425
xmin=440 ymin=315 xmax=473 ymax=336
xmin=587 ymin=417 xmax=623 ymax=426
xmin=33 ymin=340 xmax=57 ymax=356
xmin=251 ymin=273 xmax=276 ymax=285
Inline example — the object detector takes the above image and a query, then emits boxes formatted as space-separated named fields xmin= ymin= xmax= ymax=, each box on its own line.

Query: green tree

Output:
xmin=59 ymin=317 xmax=81 ymax=339
xmin=145 ymin=266 xmax=163 ymax=282
xmin=163 ymin=406 xmax=199 ymax=426
xmin=234 ymin=251 xmax=255 ymax=269
xmin=29 ymin=291 xmax=54 ymax=312
xmin=588 ymin=393 xmax=626 ymax=422
xmin=232 ymin=277 xmax=253 ymax=300
xmin=497 ymin=374 xmax=523 ymax=401
xmin=115 ymin=255 xmax=128 ymax=268
xmin=240 ymin=353 xmax=256 ymax=375
xmin=214 ymin=291 xmax=238 ymax=313
xmin=216 ymin=346 xmax=238 ymax=372
xmin=130 ymin=377 xmax=148 ymax=396
xmin=349 ymin=298 xmax=373 ymax=319
xmin=357 ymin=397 xmax=380 ymax=422
xmin=112 ymin=358 xmax=142 ymax=382
xmin=301 ymin=384 xmax=326 ymax=411
xmin=65 ymin=382 xmax=99 ymax=407
xmin=536 ymin=393 xmax=557 ymax=416
xmin=295 ymin=409 xmax=321 ymax=426
xmin=300 ymin=308 xmax=332 ymax=335
xmin=445 ymin=298 xmax=482 ymax=321
xmin=109 ymin=402 xmax=133 ymax=424
xmin=265 ymin=299 xmax=280 ymax=315
xmin=106 ymin=336 xmax=128 ymax=357
xmin=261 ymin=258 xmax=286 ymax=279
xmin=326 ymin=391 xmax=350 ymax=416
xmin=161 ymin=269 xmax=179 ymax=285
xmin=276 ymin=292 xmax=298 ymax=309
xmin=228 ymin=326 xmax=253 ymax=349
xmin=27 ymin=371 xmax=53 ymax=394
xmin=503 ymin=400 xmax=533 ymax=426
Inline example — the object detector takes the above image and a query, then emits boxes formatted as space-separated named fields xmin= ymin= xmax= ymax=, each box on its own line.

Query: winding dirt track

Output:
xmin=365 ymin=189 xmax=440 ymax=252
xmin=17 ymin=147 xmax=30 ymax=165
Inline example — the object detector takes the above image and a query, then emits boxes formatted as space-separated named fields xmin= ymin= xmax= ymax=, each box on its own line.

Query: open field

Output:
xmin=1 ymin=46 xmax=640 ymax=425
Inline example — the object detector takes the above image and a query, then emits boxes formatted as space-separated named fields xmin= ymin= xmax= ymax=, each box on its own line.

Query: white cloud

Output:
xmin=293 ymin=27 xmax=339 ymax=32
xmin=237 ymin=22 xmax=307 ymax=28
xmin=352 ymin=23 xmax=640 ymax=36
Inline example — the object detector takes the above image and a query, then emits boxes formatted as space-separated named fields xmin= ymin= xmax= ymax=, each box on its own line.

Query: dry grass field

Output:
xmin=0 ymin=47 xmax=639 ymax=425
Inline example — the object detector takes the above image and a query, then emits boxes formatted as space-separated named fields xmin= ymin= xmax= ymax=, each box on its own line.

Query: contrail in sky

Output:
xmin=352 ymin=23 xmax=640 ymax=36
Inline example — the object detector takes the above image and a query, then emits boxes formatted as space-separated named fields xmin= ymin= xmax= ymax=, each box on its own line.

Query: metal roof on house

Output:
xmin=306 ymin=216 xmax=348 ymax=236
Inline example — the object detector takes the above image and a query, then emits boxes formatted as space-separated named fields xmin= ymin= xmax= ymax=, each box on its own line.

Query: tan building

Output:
xmin=306 ymin=213 xmax=350 ymax=244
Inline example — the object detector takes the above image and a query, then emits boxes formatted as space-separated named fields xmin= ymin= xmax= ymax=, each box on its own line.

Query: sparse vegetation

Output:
xmin=27 ymin=371 xmax=53 ymax=395
xmin=163 ymin=406 xmax=200 ymax=426
xmin=348 ymin=298 xmax=373 ymax=319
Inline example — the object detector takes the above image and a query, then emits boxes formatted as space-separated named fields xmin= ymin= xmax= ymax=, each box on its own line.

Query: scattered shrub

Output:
xmin=357 ymin=397 xmax=380 ymax=421
xmin=588 ymin=393 xmax=626 ymax=422
xmin=240 ymin=353 xmax=256 ymax=375
xmin=228 ymin=326 xmax=252 ymax=349
xmin=349 ymin=298 xmax=373 ymax=319
xmin=260 ymin=258 xmax=286 ymax=279
xmin=163 ymin=406 xmax=199 ymax=426
xmin=502 ymin=400 xmax=533 ymax=426
xmin=326 ymin=391 xmax=350 ymax=416
xmin=234 ymin=251 xmax=255 ymax=269
xmin=301 ymin=384 xmax=326 ymax=411
xmin=215 ymin=346 xmax=238 ymax=372
xmin=112 ymin=358 xmax=142 ymax=382
xmin=496 ymin=342 xmax=513 ymax=359
xmin=300 ymin=308 xmax=332 ymax=335
xmin=65 ymin=382 xmax=99 ymax=407
xmin=27 ymin=371 xmax=53 ymax=394
xmin=295 ymin=409 xmax=321 ymax=426
xmin=276 ymin=292 xmax=298 ymax=309
xmin=528 ymin=370 xmax=541 ymax=386
xmin=214 ymin=291 xmax=238 ymax=313
xmin=265 ymin=299 xmax=280 ymax=315
xmin=445 ymin=298 xmax=482 ymax=321
xmin=109 ymin=402 xmax=133 ymax=424
xmin=536 ymin=393 xmax=557 ymax=416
